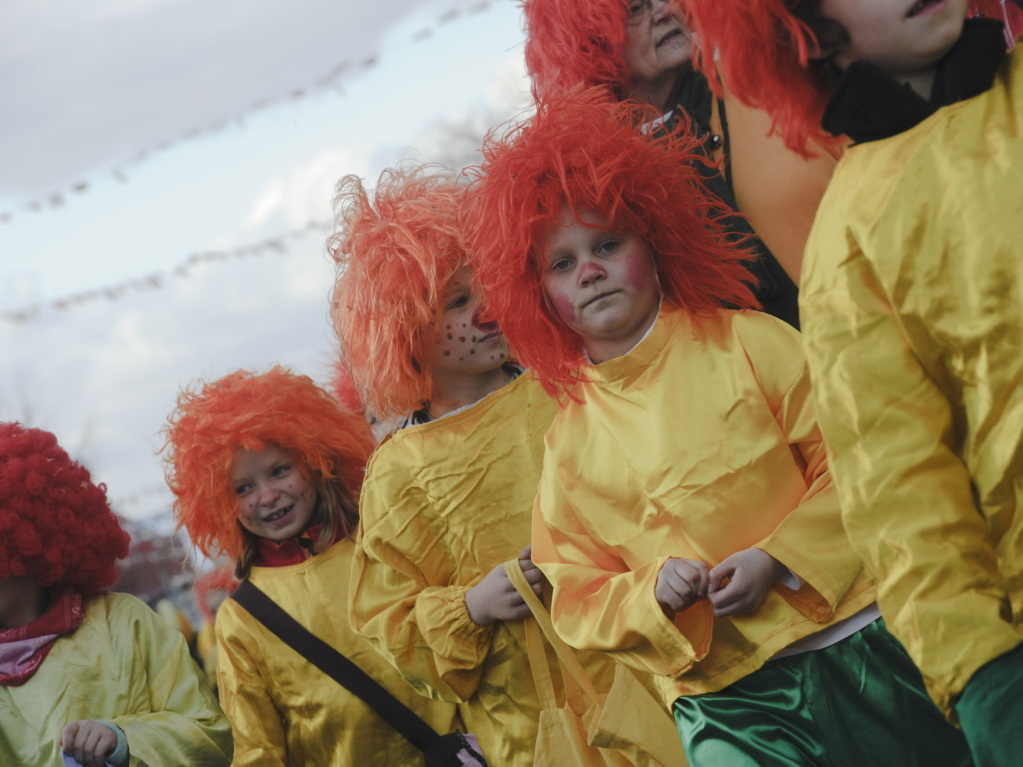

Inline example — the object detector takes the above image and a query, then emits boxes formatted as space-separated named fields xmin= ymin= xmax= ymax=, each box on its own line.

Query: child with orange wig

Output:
xmin=331 ymin=164 xmax=678 ymax=766
xmin=462 ymin=89 xmax=971 ymax=766
xmin=0 ymin=422 xmax=231 ymax=767
xmin=163 ymin=366 xmax=460 ymax=767
xmin=521 ymin=0 xmax=843 ymax=328
xmin=683 ymin=3 xmax=1023 ymax=763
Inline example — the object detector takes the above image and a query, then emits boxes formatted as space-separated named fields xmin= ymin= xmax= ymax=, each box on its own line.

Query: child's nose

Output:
xmin=579 ymin=260 xmax=606 ymax=287
xmin=256 ymin=484 xmax=280 ymax=505
xmin=471 ymin=304 xmax=499 ymax=332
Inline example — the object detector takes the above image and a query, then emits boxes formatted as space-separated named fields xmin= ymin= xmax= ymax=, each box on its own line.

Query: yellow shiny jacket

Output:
xmin=801 ymin=45 xmax=1023 ymax=716
xmin=0 ymin=592 xmax=232 ymax=767
xmin=532 ymin=305 xmax=875 ymax=706
xmin=351 ymin=375 xmax=662 ymax=766
xmin=216 ymin=540 xmax=460 ymax=766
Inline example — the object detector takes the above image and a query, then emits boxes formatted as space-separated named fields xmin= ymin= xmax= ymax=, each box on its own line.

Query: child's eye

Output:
xmin=270 ymin=464 xmax=291 ymax=478
xmin=234 ymin=483 xmax=252 ymax=496
xmin=446 ymin=293 xmax=470 ymax=311
xmin=596 ymin=239 xmax=619 ymax=255
xmin=550 ymin=257 xmax=573 ymax=272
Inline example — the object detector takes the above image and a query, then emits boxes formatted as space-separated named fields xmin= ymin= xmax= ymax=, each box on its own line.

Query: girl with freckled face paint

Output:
xmin=163 ymin=367 xmax=460 ymax=766
xmin=330 ymin=164 xmax=673 ymax=766
xmin=463 ymin=89 xmax=972 ymax=767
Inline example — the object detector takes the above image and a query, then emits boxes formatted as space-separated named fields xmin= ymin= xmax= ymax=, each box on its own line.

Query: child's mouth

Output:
xmin=907 ymin=0 xmax=945 ymax=18
xmin=265 ymin=506 xmax=292 ymax=523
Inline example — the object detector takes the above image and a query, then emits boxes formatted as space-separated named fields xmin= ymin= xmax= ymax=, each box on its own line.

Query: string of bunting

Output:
xmin=0 ymin=0 xmax=493 ymax=225
xmin=1 ymin=218 xmax=334 ymax=325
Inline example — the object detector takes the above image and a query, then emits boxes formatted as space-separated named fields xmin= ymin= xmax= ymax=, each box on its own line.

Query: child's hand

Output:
xmin=61 ymin=720 xmax=117 ymax=767
xmin=655 ymin=558 xmax=709 ymax=617
xmin=465 ymin=546 xmax=545 ymax=627
xmin=708 ymin=547 xmax=786 ymax=618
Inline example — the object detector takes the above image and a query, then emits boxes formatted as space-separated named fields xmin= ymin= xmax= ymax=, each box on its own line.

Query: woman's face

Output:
xmin=231 ymin=444 xmax=319 ymax=542
xmin=621 ymin=0 xmax=693 ymax=107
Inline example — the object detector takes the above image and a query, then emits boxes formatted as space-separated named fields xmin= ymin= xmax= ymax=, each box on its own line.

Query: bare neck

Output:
xmin=0 ymin=576 xmax=49 ymax=630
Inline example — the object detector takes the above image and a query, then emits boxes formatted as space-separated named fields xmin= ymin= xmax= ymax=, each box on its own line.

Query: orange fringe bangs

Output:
xmin=522 ymin=0 xmax=631 ymax=94
xmin=462 ymin=88 xmax=757 ymax=399
xmin=681 ymin=0 xmax=840 ymax=157
xmin=329 ymin=166 xmax=467 ymax=419
xmin=162 ymin=366 xmax=374 ymax=561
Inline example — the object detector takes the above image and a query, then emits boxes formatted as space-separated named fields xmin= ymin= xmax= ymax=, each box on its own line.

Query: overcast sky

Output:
xmin=0 ymin=0 xmax=532 ymax=527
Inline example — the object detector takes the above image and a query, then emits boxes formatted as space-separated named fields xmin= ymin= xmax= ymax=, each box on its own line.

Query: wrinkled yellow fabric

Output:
xmin=216 ymin=539 xmax=460 ymax=767
xmin=351 ymin=375 xmax=663 ymax=766
xmin=800 ymin=46 xmax=1023 ymax=716
xmin=0 ymin=591 xmax=232 ymax=767
xmin=533 ymin=305 xmax=876 ymax=706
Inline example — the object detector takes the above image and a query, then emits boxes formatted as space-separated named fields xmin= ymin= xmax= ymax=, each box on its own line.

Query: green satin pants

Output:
xmin=956 ymin=640 xmax=1023 ymax=767
xmin=672 ymin=619 xmax=971 ymax=767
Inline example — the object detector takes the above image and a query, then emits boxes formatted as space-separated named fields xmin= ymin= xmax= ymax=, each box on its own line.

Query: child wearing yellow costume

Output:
xmin=0 ymin=422 xmax=231 ymax=767
xmin=463 ymin=90 xmax=972 ymax=767
xmin=163 ymin=367 xmax=460 ymax=766
xmin=332 ymin=165 xmax=672 ymax=766
xmin=682 ymin=2 xmax=1023 ymax=764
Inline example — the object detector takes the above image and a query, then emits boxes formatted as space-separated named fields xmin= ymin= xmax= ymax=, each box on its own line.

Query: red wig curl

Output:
xmin=462 ymin=87 xmax=757 ymax=399
xmin=0 ymin=422 xmax=129 ymax=592
xmin=329 ymin=165 xmax=467 ymax=419
xmin=682 ymin=0 xmax=841 ymax=156
xmin=522 ymin=0 xmax=631 ymax=95
xmin=162 ymin=366 xmax=374 ymax=562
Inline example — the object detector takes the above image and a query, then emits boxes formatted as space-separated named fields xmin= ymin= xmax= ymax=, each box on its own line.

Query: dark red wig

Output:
xmin=462 ymin=87 xmax=757 ymax=399
xmin=0 ymin=422 xmax=130 ymax=592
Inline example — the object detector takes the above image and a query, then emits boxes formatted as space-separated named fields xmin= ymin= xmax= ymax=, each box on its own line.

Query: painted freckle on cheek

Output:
xmin=469 ymin=349 xmax=475 ymax=355
xmin=447 ymin=333 xmax=453 ymax=340
xmin=459 ymin=336 xmax=465 ymax=342
xmin=444 ymin=351 xmax=451 ymax=356
xmin=499 ymin=353 xmax=507 ymax=360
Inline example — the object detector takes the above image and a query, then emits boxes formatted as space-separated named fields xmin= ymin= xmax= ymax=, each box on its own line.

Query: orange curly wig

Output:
xmin=162 ymin=366 xmax=374 ymax=564
xmin=462 ymin=88 xmax=757 ymax=399
xmin=329 ymin=165 xmax=468 ymax=419
xmin=0 ymin=422 xmax=130 ymax=592
xmin=681 ymin=0 xmax=841 ymax=157
xmin=522 ymin=0 xmax=631 ymax=95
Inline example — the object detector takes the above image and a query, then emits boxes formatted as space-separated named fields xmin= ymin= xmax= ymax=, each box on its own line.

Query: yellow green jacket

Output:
xmin=351 ymin=375 xmax=661 ymax=766
xmin=532 ymin=305 xmax=876 ymax=705
xmin=216 ymin=539 xmax=460 ymax=766
xmin=0 ymin=591 xmax=231 ymax=767
xmin=800 ymin=45 xmax=1023 ymax=716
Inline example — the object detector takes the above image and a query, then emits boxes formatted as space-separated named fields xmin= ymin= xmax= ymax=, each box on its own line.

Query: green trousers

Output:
xmin=673 ymin=619 xmax=971 ymax=767
xmin=956 ymin=640 xmax=1023 ymax=767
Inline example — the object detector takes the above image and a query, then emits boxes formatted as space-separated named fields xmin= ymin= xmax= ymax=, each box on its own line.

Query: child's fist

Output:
xmin=655 ymin=558 xmax=709 ymax=617
xmin=61 ymin=719 xmax=117 ymax=767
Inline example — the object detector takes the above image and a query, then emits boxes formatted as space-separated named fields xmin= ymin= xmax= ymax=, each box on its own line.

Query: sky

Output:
xmin=0 ymin=0 xmax=533 ymax=528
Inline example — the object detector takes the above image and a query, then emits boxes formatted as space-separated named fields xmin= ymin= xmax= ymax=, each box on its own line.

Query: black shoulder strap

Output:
xmin=229 ymin=579 xmax=438 ymax=752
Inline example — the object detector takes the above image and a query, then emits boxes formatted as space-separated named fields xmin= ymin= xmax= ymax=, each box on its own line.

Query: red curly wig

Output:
xmin=462 ymin=88 xmax=757 ymax=399
xmin=0 ymin=422 xmax=130 ymax=593
xmin=329 ymin=165 xmax=468 ymax=419
xmin=162 ymin=366 xmax=374 ymax=567
xmin=681 ymin=0 xmax=840 ymax=157
xmin=522 ymin=0 xmax=631 ymax=95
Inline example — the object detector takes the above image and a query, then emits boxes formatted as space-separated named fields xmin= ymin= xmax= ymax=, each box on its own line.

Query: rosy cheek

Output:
xmin=625 ymin=259 xmax=657 ymax=294
xmin=544 ymin=288 xmax=576 ymax=324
